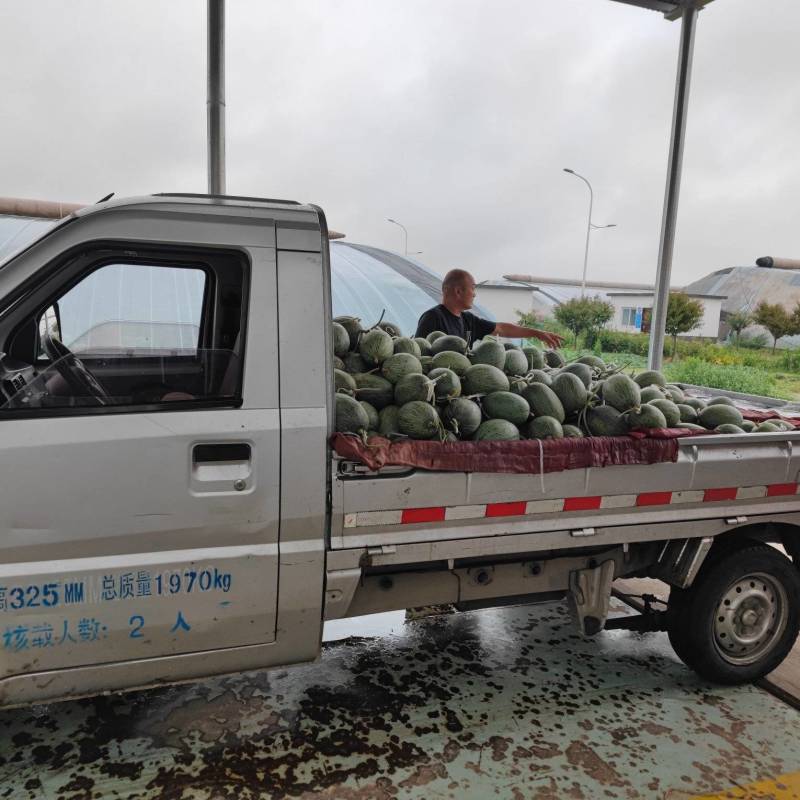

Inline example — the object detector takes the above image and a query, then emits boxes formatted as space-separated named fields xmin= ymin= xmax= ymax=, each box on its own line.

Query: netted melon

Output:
xmin=523 ymin=416 xmax=564 ymax=439
xmin=333 ymin=356 xmax=345 ymax=371
xmin=715 ymin=424 xmax=745 ymax=434
xmin=398 ymin=401 xmax=442 ymax=440
xmin=382 ymin=352 xmax=423 ymax=384
xmin=332 ymin=322 xmax=350 ymax=358
xmin=354 ymin=373 xmax=395 ymax=410
xmin=442 ymin=397 xmax=482 ymax=437
xmin=602 ymin=374 xmax=641 ymax=412
xmin=527 ymin=369 xmax=552 ymax=386
xmin=740 ymin=420 xmax=757 ymax=432
xmin=577 ymin=355 xmax=605 ymax=370
xmin=377 ymin=321 xmax=402 ymax=338
xmin=676 ymin=403 xmax=698 ymax=423
xmin=395 ymin=373 xmax=437 ymax=405
xmin=586 ymin=405 xmax=628 ymax=436
xmin=462 ymin=364 xmax=510 ymax=395
xmin=483 ymin=391 xmax=531 ymax=426
xmin=342 ymin=351 xmax=368 ymax=374
xmin=545 ymin=349 xmax=566 ymax=368
xmin=520 ymin=383 xmax=565 ymax=423
xmin=335 ymin=394 xmax=369 ymax=433
xmin=359 ymin=401 xmax=379 ymax=430
xmin=419 ymin=355 xmax=433 ymax=374
xmin=393 ymin=337 xmax=422 ymax=357
xmin=359 ymin=328 xmax=394 ymax=366
xmin=333 ymin=316 xmax=362 ymax=350
xmin=707 ymin=396 xmax=736 ymax=407
xmin=682 ymin=397 xmax=706 ymax=411
xmin=560 ymin=362 xmax=593 ymax=388
xmin=431 ymin=350 xmax=472 ymax=377
xmin=504 ymin=349 xmax=529 ymax=376
xmin=634 ymin=370 xmax=667 ymax=389
xmin=431 ymin=335 xmax=468 ymax=355
xmin=649 ymin=398 xmax=681 ymax=428
xmin=523 ymin=346 xmax=546 ymax=370
xmin=429 ymin=367 xmax=461 ymax=400
xmin=624 ymin=404 xmax=667 ymax=430
xmin=562 ymin=424 xmax=584 ymax=438
xmin=471 ymin=339 xmax=506 ymax=369
xmin=473 ymin=419 xmax=520 ymax=441
xmin=666 ymin=385 xmax=685 ymax=404
xmin=698 ymin=404 xmax=743 ymax=429
xmin=413 ymin=337 xmax=432 ymax=356
xmin=757 ymin=421 xmax=781 ymax=432
xmin=334 ymin=369 xmax=357 ymax=394
xmin=551 ymin=372 xmax=588 ymax=417
xmin=640 ymin=385 xmax=667 ymax=404
xmin=378 ymin=405 xmax=401 ymax=436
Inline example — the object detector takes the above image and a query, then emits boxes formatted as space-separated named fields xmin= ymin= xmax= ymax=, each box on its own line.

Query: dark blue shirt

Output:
xmin=415 ymin=304 xmax=495 ymax=345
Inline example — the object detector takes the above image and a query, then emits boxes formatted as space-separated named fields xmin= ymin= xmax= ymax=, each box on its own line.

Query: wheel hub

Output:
xmin=713 ymin=572 xmax=788 ymax=666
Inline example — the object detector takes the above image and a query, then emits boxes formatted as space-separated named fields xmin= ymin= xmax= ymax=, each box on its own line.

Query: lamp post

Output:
xmin=563 ymin=169 xmax=616 ymax=295
xmin=387 ymin=218 xmax=408 ymax=256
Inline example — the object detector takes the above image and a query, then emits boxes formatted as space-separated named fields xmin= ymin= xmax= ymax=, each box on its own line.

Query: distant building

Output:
xmin=477 ymin=275 xmax=724 ymax=340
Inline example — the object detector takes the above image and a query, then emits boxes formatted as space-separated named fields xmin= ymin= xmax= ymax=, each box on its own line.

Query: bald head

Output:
xmin=442 ymin=269 xmax=477 ymax=312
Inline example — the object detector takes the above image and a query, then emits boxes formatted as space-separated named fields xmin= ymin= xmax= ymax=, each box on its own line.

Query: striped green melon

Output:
xmin=431 ymin=350 xmax=472 ymax=377
xmin=398 ymin=401 xmax=441 ymax=440
xmin=334 ymin=369 xmax=357 ymax=394
xmin=335 ymin=394 xmax=369 ymax=433
xmin=523 ymin=346 xmax=546 ymax=370
xmin=676 ymin=403 xmax=698 ymax=423
xmin=527 ymin=369 xmax=552 ymax=386
xmin=359 ymin=329 xmax=394 ymax=366
xmin=520 ymin=383 xmax=565 ymax=423
xmin=562 ymin=424 xmax=584 ymax=438
xmin=483 ymin=391 xmax=531 ymax=426
xmin=378 ymin=405 xmax=401 ymax=436
xmin=640 ymin=385 xmax=667 ymax=403
xmin=431 ymin=335 xmax=468 ymax=355
xmin=523 ymin=416 xmax=564 ymax=439
xmin=602 ymin=374 xmax=641 ymax=412
xmin=757 ymin=421 xmax=781 ymax=432
xmin=377 ymin=321 xmax=402 ymax=338
xmin=707 ymin=396 xmax=735 ymax=407
xmin=698 ymin=404 xmax=743 ymax=429
xmin=560 ymin=363 xmax=593 ymax=388
xmin=715 ymin=424 xmax=745 ymax=434
xmin=634 ymin=370 xmax=667 ymax=389
xmin=332 ymin=322 xmax=350 ymax=357
xmin=426 ymin=330 xmax=446 ymax=344
xmin=649 ymin=399 xmax=681 ymax=427
xmin=462 ymin=364 xmax=510 ymax=395
xmin=545 ymin=350 xmax=566 ymax=368
xmin=342 ymin=351 xmax=368 ymax=374
xmin=333 ymin=355 xmax=345 ymax=371
xmin=419 ymin=355 xmax=433 ymax=374
xmin=381 ymin=352 xmax=423 ymax=384
xmin=551 ymin=372 xmax=588 ymax=417
xmin=586 ymin=405 xmax=628 ymax=436
xmin=442 ymin=397 xmax=482 ymax=437
xmin=393 ymin=337 xmax=422 ymax=357
xmin=666 ymin=385 xmax=685 ymax=403
xmin=333 ymin=316 xmax=362 ymax=350
xmin=682 ymin=397 xmax=706 ymax=411
xmin=428 ymin=367 xmax=462 ymax=400
xmin=413 ymin=337 xmax=432 ymax=356
xmin=577 ymin=355 xmax=605 ymax=370
xmin=359 ymin=401 xmax=379 ymax=430
xmin=471 ymin=339 xmax=506 ymax=369
xmin=354 ymin=373 xmax=395 ymax=410
xmin=473 ymin=419 xmax=520 ymax=441
xmin=504 ymin=349 xmax=529 ymax=376
xmin=394 ymin=373 xmax=436 ymax=405
xmin=740 ymin=420 xmax=757 ymax=432
xmin=624 ymin=404 xmax=667 ymax=430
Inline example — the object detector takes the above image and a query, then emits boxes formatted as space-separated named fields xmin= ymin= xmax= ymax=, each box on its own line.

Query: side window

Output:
xmin=2 ymin=258 xmax=245 ymax=412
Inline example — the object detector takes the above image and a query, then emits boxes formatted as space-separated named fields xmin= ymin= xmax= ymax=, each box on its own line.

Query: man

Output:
xmin=415 ymin=269 xmax=564 ymax=349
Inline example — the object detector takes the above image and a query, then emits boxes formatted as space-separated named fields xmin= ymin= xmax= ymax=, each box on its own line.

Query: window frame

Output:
xmin=0 ymin=241 xmax=250 ymax=419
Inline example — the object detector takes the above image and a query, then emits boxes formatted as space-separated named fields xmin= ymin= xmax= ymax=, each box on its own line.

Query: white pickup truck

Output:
xmin=1 ymin=194 xmax=799 ymax=708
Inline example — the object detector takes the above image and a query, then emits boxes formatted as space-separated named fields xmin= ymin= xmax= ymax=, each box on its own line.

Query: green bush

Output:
xmin=665 ymin=358 xmax=778 ymax=397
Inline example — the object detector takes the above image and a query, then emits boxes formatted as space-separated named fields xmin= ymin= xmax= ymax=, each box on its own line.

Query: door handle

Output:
xmin=193 ymin=443 xmax=251 ymax=464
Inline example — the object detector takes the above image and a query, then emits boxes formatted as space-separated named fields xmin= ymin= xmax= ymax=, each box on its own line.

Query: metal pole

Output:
xmin=581 ymin=185 xmax=593 ymax=297
xmin=387 ymin=218 xmax=408 ymax=255
xmin=207 ymin=0 xmax=226 ymax=195
xmin=647 ymin=4 xmax=698 ymax=370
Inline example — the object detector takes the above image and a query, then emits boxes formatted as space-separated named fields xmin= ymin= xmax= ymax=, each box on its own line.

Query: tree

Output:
xmin=753 ymin=301 xmax=796 ymax=352
xmin=665 ymin=292 xmax=704 ymax=357
xmin=553 ymin=296 xmax=614 ymax=347
xmin=726 ymin=310 xmax=752 ymax=345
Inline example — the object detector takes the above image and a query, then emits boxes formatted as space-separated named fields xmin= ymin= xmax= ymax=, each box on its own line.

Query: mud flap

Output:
xmin=568 ymin=559 xmax=616 ymax=636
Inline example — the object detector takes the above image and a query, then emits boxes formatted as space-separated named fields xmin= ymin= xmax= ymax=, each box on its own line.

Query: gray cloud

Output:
xmin=2 ymin=0 xmax=798 ymax=287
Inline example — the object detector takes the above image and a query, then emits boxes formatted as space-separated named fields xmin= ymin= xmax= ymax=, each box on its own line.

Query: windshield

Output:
xmin=0 ymin=215 xmax=59 ymax=268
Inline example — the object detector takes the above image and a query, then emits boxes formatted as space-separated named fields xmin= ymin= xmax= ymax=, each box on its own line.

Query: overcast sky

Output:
xmin=1 ymin=0 xmax=798 ymax=285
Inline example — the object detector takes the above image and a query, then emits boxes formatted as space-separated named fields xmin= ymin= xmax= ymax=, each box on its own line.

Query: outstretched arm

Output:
xmin=492 ymin=322 xmax=564 ymax=349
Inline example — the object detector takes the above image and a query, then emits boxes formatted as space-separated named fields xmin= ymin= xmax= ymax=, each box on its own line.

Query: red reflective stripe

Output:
xmin=704 ymin=487 xmax=738 ymax=502
xmin=563 ymin=496 xmax=602 ymax=512
xmin=485 ymin=501 xmax=527 ymax=518
xmin=401 ymin=507 xmax=446 ymax=524
xmin=636 ymin=491 xmax=673 ymax=507
xmin=767 ymin=483 xmax=798 ymax=497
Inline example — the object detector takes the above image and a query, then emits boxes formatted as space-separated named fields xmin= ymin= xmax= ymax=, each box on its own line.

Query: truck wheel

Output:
xmin=667 ymin=544 xmax=800 ymax=684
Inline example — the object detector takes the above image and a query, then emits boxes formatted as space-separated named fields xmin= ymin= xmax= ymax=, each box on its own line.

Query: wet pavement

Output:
xmin=1 ymin=600 xmax=800 ymax=799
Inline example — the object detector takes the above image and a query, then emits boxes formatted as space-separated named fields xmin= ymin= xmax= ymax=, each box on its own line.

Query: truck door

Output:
xmin=0 ymin=236 xmax=282 ymax=704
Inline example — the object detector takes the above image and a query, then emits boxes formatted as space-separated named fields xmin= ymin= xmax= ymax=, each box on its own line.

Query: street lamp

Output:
xmin=387 ymin=218 xmax=408 ymax=256
xmin=563 ymin=169 xmax=616 ymax=295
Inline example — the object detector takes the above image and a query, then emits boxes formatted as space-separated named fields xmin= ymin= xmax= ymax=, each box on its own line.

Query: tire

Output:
xmin=667 ymin=544 xmax=800 ymax=684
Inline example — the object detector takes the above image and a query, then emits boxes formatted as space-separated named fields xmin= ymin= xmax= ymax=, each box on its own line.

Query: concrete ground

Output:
xmin=2 ymin=599 xmax=800 ymax=800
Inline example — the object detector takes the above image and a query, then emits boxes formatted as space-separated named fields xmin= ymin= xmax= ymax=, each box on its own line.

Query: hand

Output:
xmin=533 ymin=329 xmax=564 ymax=349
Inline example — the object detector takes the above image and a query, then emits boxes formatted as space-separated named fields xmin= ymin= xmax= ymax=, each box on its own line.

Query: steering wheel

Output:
xmin=43 ymin=333 xmax=109 ymax=405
